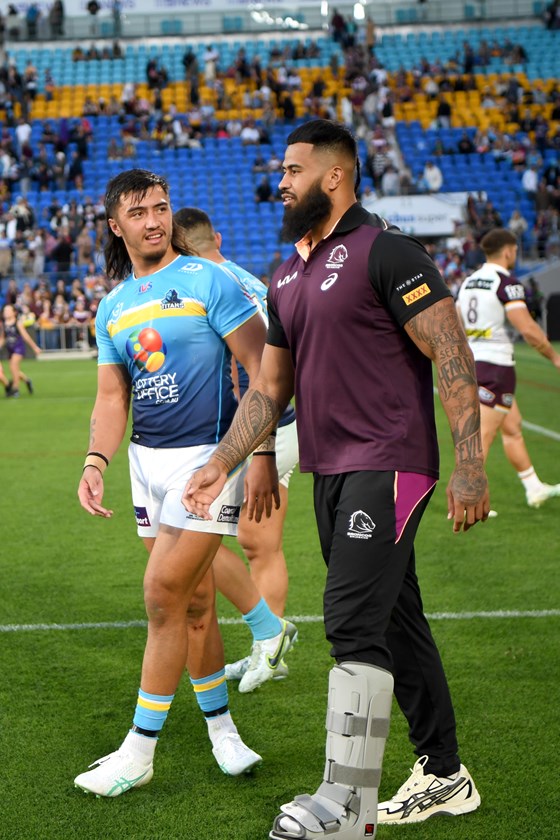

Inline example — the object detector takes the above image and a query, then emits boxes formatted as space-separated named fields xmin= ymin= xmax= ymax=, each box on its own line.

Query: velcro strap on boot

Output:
xmin=292 ymin=794 xmax=341 ymax=831
xmin=326 ymin=710 xmax=390 ymax=739
xmin=317 ymin=781 xmax=360 ymax=817
xmin=325 ymin=759 xmax=381 ymax=789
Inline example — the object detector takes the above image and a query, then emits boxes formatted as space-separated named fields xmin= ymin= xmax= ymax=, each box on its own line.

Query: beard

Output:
xmin=280 ymin=181 xmax=333 ymax=242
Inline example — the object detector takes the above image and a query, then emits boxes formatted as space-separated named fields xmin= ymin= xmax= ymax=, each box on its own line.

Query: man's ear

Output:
xmin=108 ymin=217 xmax=121 ymax=237
xmin=327 ymin=165 xmax=345 ymax=191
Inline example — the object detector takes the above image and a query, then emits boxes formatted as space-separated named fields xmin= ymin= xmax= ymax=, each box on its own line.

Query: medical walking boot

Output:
xmin=269 ymin=662 xmax=393 ymax=839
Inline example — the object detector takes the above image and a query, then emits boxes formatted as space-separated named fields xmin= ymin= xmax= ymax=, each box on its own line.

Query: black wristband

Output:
xmin=87 ymin=451 xmax=109 ymax=466
xmin=82 ymin=463 xmax=103 ymax=475
xmin=252 ymin=451 xmax=276 ymax=456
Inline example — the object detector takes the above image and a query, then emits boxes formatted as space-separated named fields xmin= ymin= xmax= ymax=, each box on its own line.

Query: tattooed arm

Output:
xmin=183 ymin=344 xmax=295 ymax=520
xmin=405 ymin=297 xmax=490 ymax=532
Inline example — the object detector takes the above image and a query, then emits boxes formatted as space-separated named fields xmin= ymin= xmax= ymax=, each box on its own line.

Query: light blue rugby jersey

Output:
xmin=222 ymin=259 xmax=296 ymax=429
xmin=95 ymin=254 xmax=259 ymax=448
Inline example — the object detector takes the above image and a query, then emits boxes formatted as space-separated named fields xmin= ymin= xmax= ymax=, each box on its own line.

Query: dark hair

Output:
xmin=174 ymin=206 xmax=212 ymax=229
xmin=173 ymin=206 xmax=216 ymax=253
xmin=286 ymin=118 xmax=361 ymax=190
xmin=103 ymin=169 xmax=195 ymax=281
xmin=480 ymin=228 xmax=517 ymax=257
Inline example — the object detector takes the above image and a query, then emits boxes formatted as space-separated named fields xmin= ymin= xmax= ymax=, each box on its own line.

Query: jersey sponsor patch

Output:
xmin=402 ymin=282 xmax=430 ymax=305
xmin=466 ymin=327 xmax=492 ymax=339
xmin=320 ymin=272 xmax=338 ymax=291
xmin=278 ymin=270 xmax=298 ymax=288
xmin=464 ymin=277 xmax=493 ymax=290
xmin=478 ymin=385 xmax=495 ymax=403
xmin=347 ymin=510 xmax=376 ymax=540
xmin=217 ymin=504 xmax=241 ymax=524
xmin=178 ymin=262 xmax=203 ymax=272
xmin=134 ymin=505 xmax=151 ymax=527
xmin=396 ymin=272 xmax=424 ymax=292
xmin=504 ymin=283 xmax=525 ymax=300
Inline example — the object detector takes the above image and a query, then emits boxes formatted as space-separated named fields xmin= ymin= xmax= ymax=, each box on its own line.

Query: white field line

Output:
xmin=1 ymin=610 xmax=559 ymax=634
xmin=433 ymin=388 xmax=560 ymax=441
xmin=521 ymin=420 xmax=560 ymax=442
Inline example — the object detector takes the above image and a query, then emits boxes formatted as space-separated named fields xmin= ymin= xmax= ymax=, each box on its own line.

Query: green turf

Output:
xmin=1 ymin=348 xmax=559 ymax=839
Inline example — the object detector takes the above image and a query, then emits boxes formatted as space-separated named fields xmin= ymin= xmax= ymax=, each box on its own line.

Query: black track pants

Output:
xmin=313 ymin=470 xmax=460 ymax=775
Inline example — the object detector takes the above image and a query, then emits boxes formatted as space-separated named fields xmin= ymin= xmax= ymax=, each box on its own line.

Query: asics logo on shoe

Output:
xmin=106 ymin=770 xmax=151 ymax=797
xmin=395 ymin=776 xmax=471 ymax=819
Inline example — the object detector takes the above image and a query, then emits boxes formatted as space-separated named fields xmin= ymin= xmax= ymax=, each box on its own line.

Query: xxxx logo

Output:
xmin=402 ymin=283 xmax=431 ymax=306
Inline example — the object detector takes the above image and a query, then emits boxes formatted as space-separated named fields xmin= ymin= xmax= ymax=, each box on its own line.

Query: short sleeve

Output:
xmin=95 ymin=297 xmax=123 ymax=366
xmin=266 ymin=288 xmax=289 ymax=348
xmin=496 ymin=276 xmax=526 ymax=307
xmin=205 ymin=263 xmax=259 ymax=338
xmin=369 ymin=230 xmax=452 ymax=326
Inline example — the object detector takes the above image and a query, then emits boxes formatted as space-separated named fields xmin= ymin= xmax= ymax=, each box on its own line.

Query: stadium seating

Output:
xmin=1 ymin=24 xmax=559 ymax=275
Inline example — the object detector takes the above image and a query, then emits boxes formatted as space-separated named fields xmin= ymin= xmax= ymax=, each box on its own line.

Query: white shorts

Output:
xmin=129 ymin=441 xmax=247 ymax=538
xmin=274 ymin=420 xmax=299 ymax=489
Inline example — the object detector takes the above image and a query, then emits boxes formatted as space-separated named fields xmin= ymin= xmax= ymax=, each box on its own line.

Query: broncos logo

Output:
xmin=348 ymin=510 xmax=376 ymax=534
xmin=326 ymin=244 xmax=348 ymax=266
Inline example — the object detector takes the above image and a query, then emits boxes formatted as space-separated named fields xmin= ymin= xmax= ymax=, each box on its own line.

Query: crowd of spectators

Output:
xmin=0 ymin=1 xmax=65 ymax=42
xmin=72 ymin=40 xmax=123 ymax=62
xmin=1 ymin=114 xmax=92 ymax=198
xmin=0 ymin=177 xmax=111 ymax=349
xmin=1 ymin=17 xmax=559 ymax=347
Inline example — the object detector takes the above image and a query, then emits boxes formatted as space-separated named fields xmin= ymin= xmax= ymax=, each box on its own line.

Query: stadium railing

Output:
xmin=36 ymin=325 xmax=93 ymax=354
xmin=1 ymin=0 xmax=545 ymax=43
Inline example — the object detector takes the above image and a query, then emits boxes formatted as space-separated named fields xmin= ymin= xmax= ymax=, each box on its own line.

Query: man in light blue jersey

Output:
xmin=174 ymin=207 xmax=299 ymax=693
xmin=75 ymin=169 xmax=285 ymax=797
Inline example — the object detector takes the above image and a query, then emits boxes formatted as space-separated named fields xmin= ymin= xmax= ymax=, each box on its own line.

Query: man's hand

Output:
xmin=244 ymin=455 xmax=280 ymax=523
xmin=182 ymin=459 xmax=229 ymax=520
xmin=78 ymin=466 xmax=113 ymax=518
xmin=446 ymin=462 xmax=490 ymax=532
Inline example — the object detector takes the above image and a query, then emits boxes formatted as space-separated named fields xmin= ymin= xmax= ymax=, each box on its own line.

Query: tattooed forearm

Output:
xmin=406 ymin=298 xmax=466 ymax=357
xmin=212 ymin=388 xmax=283 ymax=473
xmin=407 ymin=298 xmax=483 ymax=464
xmin=455 ymin=430 xmax=483 ymax=463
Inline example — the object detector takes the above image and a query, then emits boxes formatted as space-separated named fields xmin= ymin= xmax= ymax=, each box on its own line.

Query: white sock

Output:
xmin=206 ymin=710 xmax=237 ymax=746
xmin=518 ymin=467 xmax=542 ymax=495
xmin=122 ymin=729 xmax=157 ymax=763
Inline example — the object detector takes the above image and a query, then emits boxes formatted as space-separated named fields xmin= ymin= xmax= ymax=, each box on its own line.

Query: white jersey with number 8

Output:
xmin=457 ymin=261 xmax=527 ymax=366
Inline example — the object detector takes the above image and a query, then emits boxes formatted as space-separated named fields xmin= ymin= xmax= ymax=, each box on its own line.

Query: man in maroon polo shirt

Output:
xmin=183 ymin=120 xmax=489 ymax=839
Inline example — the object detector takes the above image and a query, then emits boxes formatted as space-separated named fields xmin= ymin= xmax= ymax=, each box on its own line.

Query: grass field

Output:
xmin=1 ymin=344 xmax=559 ymax=840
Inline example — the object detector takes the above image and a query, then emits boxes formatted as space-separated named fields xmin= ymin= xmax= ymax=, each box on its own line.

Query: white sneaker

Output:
xmin=378 ymin=756 xmax=481 ymax=824
xmin=226 ymin=655 xmax=290 ymax=681
xmin=225 ymin=655 xmax=251 ymax=680
xmin=212 ymin=732 xmax=262 ymax=776
xmin=238 ymin=620 xmax=298 ymax=694
xmin=74 ymin=747 xmax=154 ymax=797
xmin=526 ymin=483 xmax=560 ymax=508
